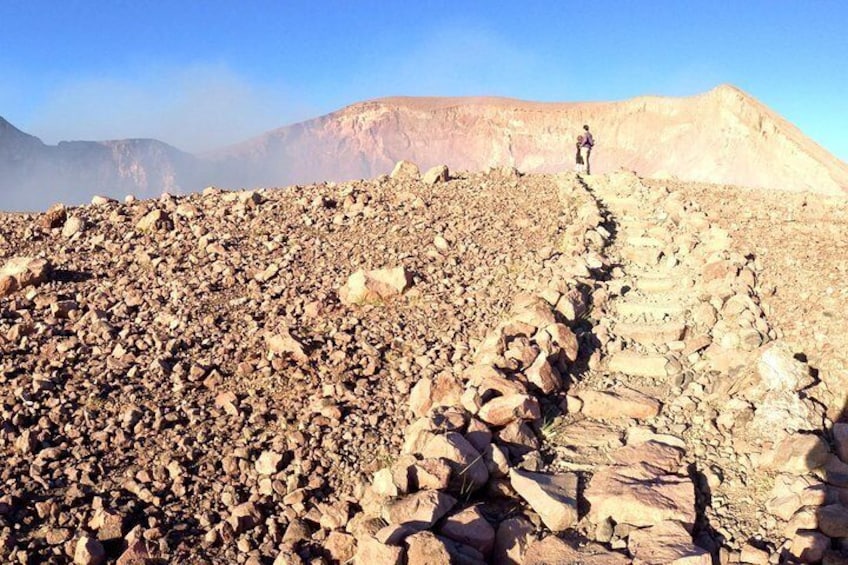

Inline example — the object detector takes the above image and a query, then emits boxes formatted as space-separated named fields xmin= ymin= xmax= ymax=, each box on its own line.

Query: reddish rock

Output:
xmin=492 ymin=516 xmax=535 ymax=565
xmin=544 ymin=323 xmax=579 ymax=362
xmin=419 ymin=432 xmax=489 ymax=492
xmin=409 ymin=373 xmax=463 ymax=417
xmin=585 ymin=465 xmax=696 ymax=529
xmin=354 ymin=536 xmax=405 ymax=564
xmin=524 ymin=536 xmax=629 ymax=565
xmin=759 ymin=434 xmax=830 ymax=474
xmin=404 ymin=531 xmax=452 ymax=564
xmin=478 ymin=394 xmax=541 ymax=426
xmin=788 ymin=530 xmax=830 ymax=563
xmin=382 ymin=490 xmax=457 ymax=528
xmin=74 ymin=536 xmax=105 ymax=565
xmin=579 ymin=387 xmax=661 ymax=420
xmin=509 ymin=469 xmax=578 ymax=532
xmin=627 ymin=520 xmax=711 ymax=565
xmin=438 ymin=505 xmax=495 ymax=556
xmin=525 ymin=353 xmax=562 ymax=394
xmin=323 ymin=531 xmax=357 ymax=563
xmin=0 ymin=256 xmax=52 ymax=296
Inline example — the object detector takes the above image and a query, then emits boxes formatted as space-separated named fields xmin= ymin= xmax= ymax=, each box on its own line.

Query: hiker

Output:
xmin=575 ymin=135 xmax=585 ymax=172
xmin=580 ymin=124 xmax=594 ymax=174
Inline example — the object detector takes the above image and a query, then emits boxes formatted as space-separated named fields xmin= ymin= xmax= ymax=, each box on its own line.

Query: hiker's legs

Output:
xmin=585 ymin=148 xmax=591 ymax=175
xmin=579 ymin=147 xmax=590 ymax=174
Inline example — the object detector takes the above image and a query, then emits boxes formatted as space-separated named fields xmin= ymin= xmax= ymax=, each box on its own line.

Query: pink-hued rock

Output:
xmin=419 ymin=432 xmax=489 ymax=492
xmin=544 ymin=323 xmax=580 ymax=362
xmin=525 ymin=353 xmax=562 ymax=394
xmin=438 ymin=505 xmax=495 ymax=556
xmin=509 ymin=469 xmax=578 ymax=532
xmin=585 ymin=465 xmax=696 ymax=529
xmin=409 ymin=373 xmax=463 ymax=417
xmin=382 ymin=490 xmax=457 ymax=528
xmin=524 ymin=536 xmax=630 ymax=565
xmin=627 ymin=520 xmax=711 ymax=565
xmin=478 ymin=394 xmax=541 ymax=426
xmin=578 ymin=387 xmax=661 ymax=420
xmin=354 ymin=536 xmax=405 ymax=564
xmin=493 ymin=516 xmax=535 ymax=565
xmin=0 ymin=257 xmax=52 ymax=296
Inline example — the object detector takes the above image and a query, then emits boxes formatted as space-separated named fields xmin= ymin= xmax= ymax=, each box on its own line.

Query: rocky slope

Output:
xmin=1 ymin=165 xmax=847 ymax=564
xmin=214 ymin=85 xmax=848 ymax=196
xmin=3 ymin=85 xmax=848 ymax=211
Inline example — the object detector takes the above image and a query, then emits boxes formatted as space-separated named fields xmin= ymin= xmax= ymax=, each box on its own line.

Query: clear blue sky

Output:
xmin=1 ymin=1 xmax=846 ymax=160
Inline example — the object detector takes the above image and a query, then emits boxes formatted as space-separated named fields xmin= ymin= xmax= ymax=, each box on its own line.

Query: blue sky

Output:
xmin=1 ymin=1 xmax=846 ymax=159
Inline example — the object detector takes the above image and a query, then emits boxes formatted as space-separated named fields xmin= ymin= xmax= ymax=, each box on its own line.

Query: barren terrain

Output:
xmin=0 ymin=166 xmax=847 ymax=565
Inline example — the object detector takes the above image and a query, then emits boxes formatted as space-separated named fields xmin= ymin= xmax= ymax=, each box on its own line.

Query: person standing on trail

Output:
xmin=580 ymin=124 xmax=594 ymax=174
xmin=575 ymin=135 xmax=585 ymax=172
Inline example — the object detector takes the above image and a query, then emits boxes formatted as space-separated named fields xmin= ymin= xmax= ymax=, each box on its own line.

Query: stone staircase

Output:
xmin=345 ymin=171 xmax=841 ymax=565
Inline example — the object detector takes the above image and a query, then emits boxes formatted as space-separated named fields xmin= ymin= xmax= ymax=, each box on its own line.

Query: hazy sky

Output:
xmin=1 ymin=1 xmax=846 ymax=159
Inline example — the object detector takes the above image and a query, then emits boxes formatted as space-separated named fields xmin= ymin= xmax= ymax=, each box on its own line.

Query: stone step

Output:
xmin=617 ymin=300 xmax=687 ymax=320
xmin=620 ymin=246 xmax=662 ymax=266
xmin=607 ymin=351 xmax=682 ymax=378
xmin=601 ymin=196 xmax=641 ymax=215
xmin=624 ymin=236 xmax=665 ymax=248
xmin=614 ymin=321 xmax=686 ymax=345
xmin=632 ymin=277 xmax=679 ymax=293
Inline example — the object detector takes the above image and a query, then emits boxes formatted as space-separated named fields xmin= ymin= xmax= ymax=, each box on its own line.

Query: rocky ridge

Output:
xmin=4 ymin=84 xmax=848 ymax=211
xmin=0 ymin=166 xmax=846 ymax=564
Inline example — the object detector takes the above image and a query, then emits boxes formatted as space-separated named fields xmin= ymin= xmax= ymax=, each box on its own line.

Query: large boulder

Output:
xmin=390 ymin=160 xmax=421 ymax=180
xmin=422 ymin=165 xmax=450 ymax=185
xmin=0 ymin=257 xmax=52 ymax=297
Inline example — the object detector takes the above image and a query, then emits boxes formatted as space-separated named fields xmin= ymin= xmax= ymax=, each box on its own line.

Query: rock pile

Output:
xmin=348 ymin=175 xmax=640 ymax=563
xmin=0 ymin=165 xmax=574 ymax=563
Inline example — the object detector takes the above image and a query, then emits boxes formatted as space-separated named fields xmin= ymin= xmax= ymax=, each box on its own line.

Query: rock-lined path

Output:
xmin=549 ymin=172 xmax=845 ymax=564
xmin=354 ymin=170 xmax=848 ymax=565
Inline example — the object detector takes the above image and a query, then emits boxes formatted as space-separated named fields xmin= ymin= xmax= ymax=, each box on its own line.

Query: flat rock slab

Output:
xmin=617 ymin=300 xmax=686 ymax=320
xmin=578 ymin=387 xmax=661 ymax=420
xmin=634 ymin=277 xmax=684 ymax=293
xmin=607 ymin=351 xmax=681 ymax=378
xmin=509 ymin=469 xmax=578 ymax=532
xmin=627 ymin=520 xmax=711 ymax=565
xmin=621 ymin=246 xmax=662 ymax=266
xmin=524 ymin=536 xmax=630 ymax=565
xmin=585 ymin=465 xmax=696 ymax=528
xmin=614 ymin=320 xmax=686 ymax=345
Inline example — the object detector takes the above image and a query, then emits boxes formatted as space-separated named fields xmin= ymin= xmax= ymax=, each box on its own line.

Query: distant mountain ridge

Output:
xmin=2 ymin=85 xmax=847 ymax=211
xmin=1 ymin=116 xmax=198 ymax=211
